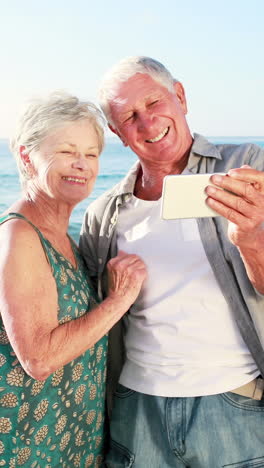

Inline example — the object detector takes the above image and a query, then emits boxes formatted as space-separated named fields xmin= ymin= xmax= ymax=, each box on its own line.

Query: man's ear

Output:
xmin=173 ymin=81 xmax=188 ymax=114
xmin=108 ymin=124 xmax=128 ymax=147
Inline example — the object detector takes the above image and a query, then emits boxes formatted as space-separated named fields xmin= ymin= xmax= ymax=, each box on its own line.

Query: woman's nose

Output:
xmin=72 ymin=153 xmax=88 ymax=170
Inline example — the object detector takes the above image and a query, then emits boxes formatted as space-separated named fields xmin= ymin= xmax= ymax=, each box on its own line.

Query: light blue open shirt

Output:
xmin=80 ymin=133 xmax=264 ymax=413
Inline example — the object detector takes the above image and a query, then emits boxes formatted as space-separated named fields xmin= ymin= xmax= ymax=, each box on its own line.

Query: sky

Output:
xmin=0 ymin=0 xmax=263 ymax=138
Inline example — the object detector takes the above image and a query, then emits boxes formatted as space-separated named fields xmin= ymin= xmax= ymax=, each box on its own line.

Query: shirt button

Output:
xmin=98 ymin=258 xmax=103 ymax=264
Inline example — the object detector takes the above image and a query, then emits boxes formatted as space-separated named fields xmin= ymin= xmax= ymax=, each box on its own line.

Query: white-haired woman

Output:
xmin=0 ymin=92 xmax=146 ymax=467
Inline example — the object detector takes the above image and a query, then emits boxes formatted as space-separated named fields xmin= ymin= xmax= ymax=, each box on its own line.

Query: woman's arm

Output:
xmin=0 ymin=220 xmax=146 ymax=380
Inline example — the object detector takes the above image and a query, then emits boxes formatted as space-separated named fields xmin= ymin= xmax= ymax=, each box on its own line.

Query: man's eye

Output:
xmin=61 ymin=151 xmax=72 ymax=154
xmin=149 ymin=100 xmax=159 ymax=106
xmin=124 ymin=114 xmax=134 ymax=122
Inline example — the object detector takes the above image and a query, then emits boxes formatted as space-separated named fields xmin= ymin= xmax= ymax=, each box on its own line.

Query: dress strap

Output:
xmin=0 ymin=212 xmax=51 ymax=266
xmin=0 ymin=212 xmax=79 ymax=271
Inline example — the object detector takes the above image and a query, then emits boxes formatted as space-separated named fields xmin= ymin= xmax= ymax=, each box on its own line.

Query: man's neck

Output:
xmin=134 ymin=151 xmax=190 ymax=201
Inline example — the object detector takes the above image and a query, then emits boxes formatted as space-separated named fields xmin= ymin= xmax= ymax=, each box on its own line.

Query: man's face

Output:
xmin=109 ymin=73 xmax=192 ymax=165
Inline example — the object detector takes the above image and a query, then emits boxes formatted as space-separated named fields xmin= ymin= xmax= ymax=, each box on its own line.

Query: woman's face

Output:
xmin=30 ymin=119 xmax=100 ymax=205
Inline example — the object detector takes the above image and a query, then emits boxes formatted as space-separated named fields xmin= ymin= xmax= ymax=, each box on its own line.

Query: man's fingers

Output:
xmin=206 ymin=196 xmax=255 ymax=230
xmin=227 ymin=167 xmax=264 ymax=192
xmin=210 ymin=173 xmax=262 ymax=201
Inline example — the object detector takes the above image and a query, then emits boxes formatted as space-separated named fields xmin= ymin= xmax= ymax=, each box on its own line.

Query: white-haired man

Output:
xmin=80 ymin=56 xmax=264 ymax=467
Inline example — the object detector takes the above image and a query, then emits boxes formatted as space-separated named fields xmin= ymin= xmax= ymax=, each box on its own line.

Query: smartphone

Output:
xmin=161 ymin=173 xmax=226 ymax=220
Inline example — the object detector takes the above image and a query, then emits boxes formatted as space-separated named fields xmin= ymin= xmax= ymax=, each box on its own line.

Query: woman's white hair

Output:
xmin=10 ymin=91 xmax=105 ymax=190
xmin=98 ymin=56 xmax=178 ymax=127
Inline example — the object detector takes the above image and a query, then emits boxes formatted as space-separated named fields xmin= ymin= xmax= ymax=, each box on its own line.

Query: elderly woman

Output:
xmin=0 ymin=92 xmax=146 ymax=467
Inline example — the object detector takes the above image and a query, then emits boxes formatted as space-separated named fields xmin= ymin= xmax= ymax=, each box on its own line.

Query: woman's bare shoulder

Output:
xmin=0 ymin=214 xmax=51 ymax=276
xmin=0 ymin=214 xmax=40 ymax=246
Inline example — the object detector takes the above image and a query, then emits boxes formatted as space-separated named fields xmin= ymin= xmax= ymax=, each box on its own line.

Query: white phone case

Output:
xmin=161 ymin=173 xmax=225 ymax=220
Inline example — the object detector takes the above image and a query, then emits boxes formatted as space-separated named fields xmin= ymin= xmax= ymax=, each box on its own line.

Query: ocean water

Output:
xmin=0 ymin=138 xmax=137 ymax=241
xmin=1 ymin=137 xmax=264 ymax=242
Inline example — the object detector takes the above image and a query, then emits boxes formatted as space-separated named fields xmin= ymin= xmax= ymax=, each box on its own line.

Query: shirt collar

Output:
xmin=188 ymin=133 xmax=223 ymax=173
xmin=189 ymin=132 xmax=222 ymax=159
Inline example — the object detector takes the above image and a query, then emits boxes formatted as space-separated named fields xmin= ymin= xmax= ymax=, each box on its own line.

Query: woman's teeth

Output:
xmin=62 ymin=176 xmax=86 ymax=183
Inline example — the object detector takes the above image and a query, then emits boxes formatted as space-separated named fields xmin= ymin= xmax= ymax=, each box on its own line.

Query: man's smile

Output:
xmin=145 ymin=127 xmax=169 ymax=143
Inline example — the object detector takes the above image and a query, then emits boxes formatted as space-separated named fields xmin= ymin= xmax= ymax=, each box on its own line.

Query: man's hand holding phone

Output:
xmin=206 ymin=165 xmax=264 ymax=250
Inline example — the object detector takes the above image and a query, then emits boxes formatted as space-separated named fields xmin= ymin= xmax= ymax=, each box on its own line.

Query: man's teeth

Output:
xmin=146 ymin=127 xmax=169 ymax=143
xmin=62 ymin=176 xmax=86 ymax=183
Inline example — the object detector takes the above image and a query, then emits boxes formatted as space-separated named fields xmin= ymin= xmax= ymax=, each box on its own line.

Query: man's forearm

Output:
xmin=238 ymin=244 xmax=264 ymax=294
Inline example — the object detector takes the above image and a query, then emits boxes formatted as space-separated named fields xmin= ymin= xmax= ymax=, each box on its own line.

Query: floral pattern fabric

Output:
xmin=0 ymin=213 xmax=107 ymax=467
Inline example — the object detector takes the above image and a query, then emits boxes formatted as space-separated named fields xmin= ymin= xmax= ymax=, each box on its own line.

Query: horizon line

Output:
xmin=1 ymin=135 xmax=264 ymax=143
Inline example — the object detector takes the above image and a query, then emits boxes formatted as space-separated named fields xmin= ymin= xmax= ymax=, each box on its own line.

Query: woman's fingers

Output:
xmin=107 ymin=252 xmax=147 ymax=306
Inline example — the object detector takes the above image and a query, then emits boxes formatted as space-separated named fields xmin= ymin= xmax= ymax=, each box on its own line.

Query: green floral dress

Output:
xmin=0 ymin=213 xmax=107 ymax=468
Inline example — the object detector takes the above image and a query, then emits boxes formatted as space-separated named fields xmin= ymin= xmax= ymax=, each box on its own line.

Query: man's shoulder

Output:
xmin=80 ymin=182 xmax=122 ymax=241
xmin=87 ymin=182 xmax=121 ymax=219
xmin=215 ymin=140 xmax=264 ymax=169
xmin=87 ymin=160 xmax=140 ymax=221
xmin=192 ymin=134 xmax=264 ymax=170
xmin=193 ymin=133 xmax=263 ymax=154
xmin=216 ymin=140 xmax=263 ymax=153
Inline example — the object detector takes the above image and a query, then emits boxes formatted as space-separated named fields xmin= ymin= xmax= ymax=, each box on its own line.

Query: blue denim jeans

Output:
xmin=105 ymin=384 xmax=264 ymax=467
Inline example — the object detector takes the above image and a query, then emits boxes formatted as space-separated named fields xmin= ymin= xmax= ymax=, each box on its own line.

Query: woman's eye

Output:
xmin=86 ymin=154 xmax=98 ymax=158
xmin=61 ymin=151 xmax=72 ymax=154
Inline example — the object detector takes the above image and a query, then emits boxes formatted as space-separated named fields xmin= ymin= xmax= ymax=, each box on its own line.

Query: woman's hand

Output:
xmin=107 ymin=250 xmax=147 ymax=308
xmin=0 ymin=220 xmax=147 ymax=379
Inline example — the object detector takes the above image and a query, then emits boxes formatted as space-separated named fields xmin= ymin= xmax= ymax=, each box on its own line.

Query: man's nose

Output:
xmin=138 ymin=112 xmax=155 ymax=131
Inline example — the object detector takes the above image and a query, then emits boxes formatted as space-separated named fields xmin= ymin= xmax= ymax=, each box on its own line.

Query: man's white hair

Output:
xmin=98 ymin=56 xmax=178 ymax=127
xmin=10 ymin=91 xmax=105 ymax=190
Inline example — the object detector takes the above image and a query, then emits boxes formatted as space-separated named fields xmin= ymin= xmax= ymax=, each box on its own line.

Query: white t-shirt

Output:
xmin=116 ymin=195 xmax=258 ymax=397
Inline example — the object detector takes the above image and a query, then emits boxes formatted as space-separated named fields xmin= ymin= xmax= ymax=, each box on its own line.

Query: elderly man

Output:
xmin=80 ymin=57 xmax=264 ymax=467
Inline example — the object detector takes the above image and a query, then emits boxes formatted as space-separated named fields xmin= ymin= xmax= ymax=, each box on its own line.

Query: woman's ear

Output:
xmin=19 ymin=146 xmax=35 ymax=177
xmin=19 ymin=146 xmax=31 ymax=164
